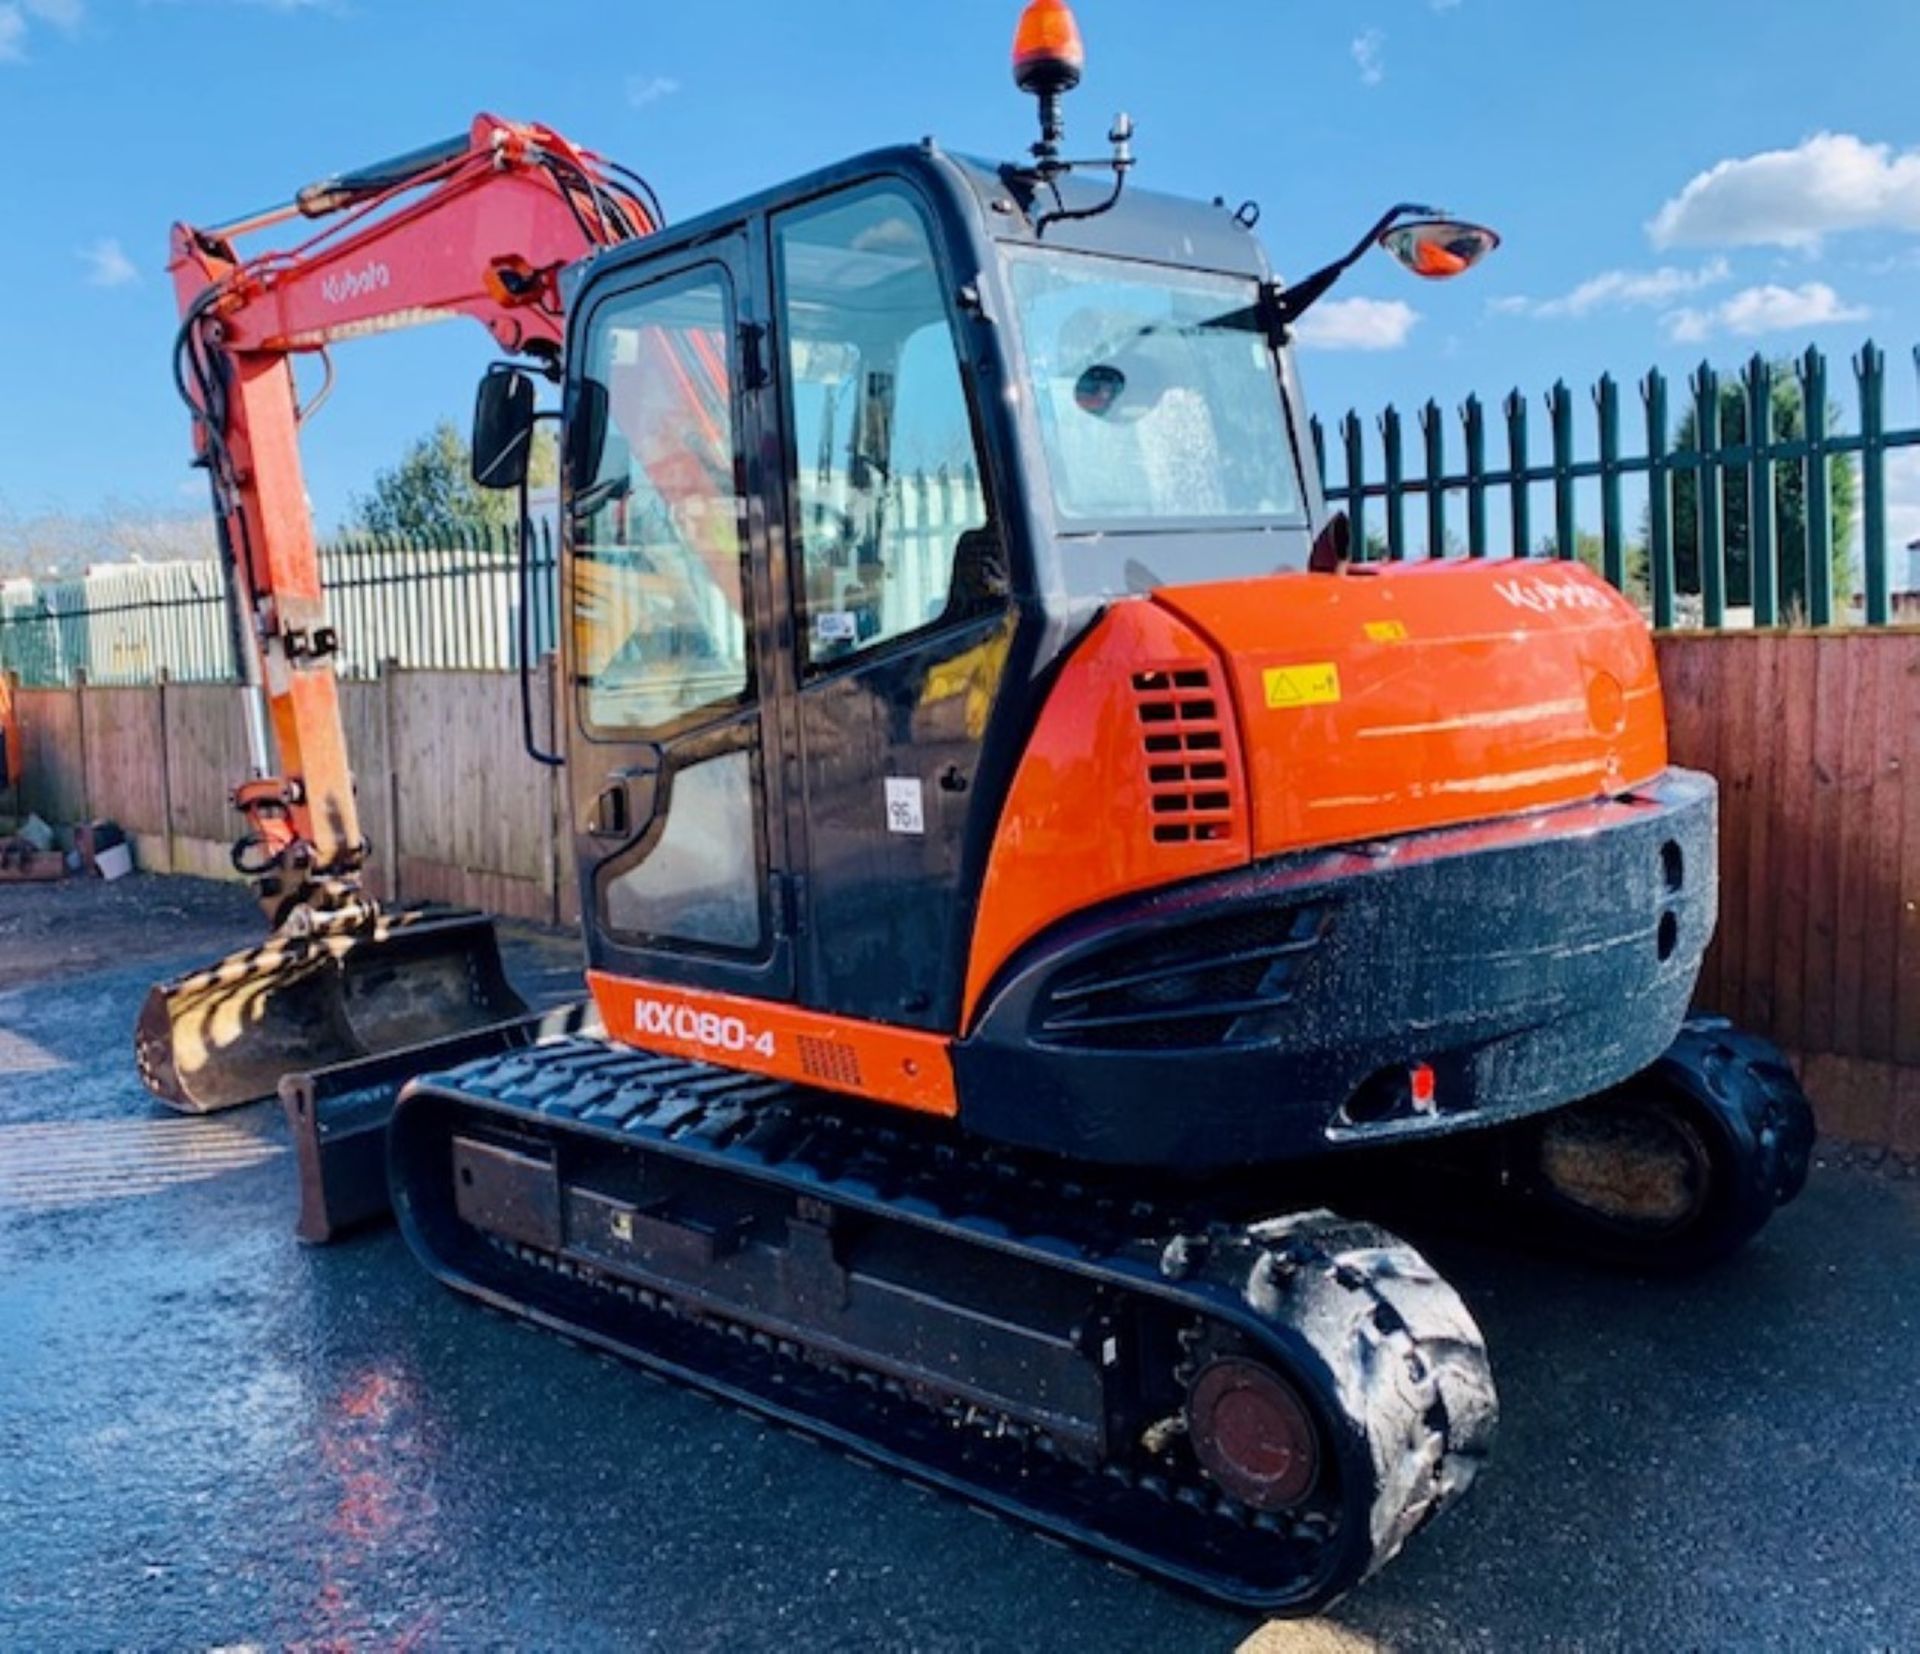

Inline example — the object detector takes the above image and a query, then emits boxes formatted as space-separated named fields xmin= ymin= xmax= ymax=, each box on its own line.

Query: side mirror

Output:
xmin=1273 ymin=203 xmax=1500 ymax=332
xmin=472 ymin=367 xmax=535 ymax=490
xmin=565 ymin=378 xmax=611 ymax=499
xmin=1378 ymin=219 xmax=1500 ymax=280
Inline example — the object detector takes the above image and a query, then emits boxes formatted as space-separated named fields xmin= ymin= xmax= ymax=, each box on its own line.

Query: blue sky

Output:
xmin=4 ymin=0 xmax=1920 ymax=547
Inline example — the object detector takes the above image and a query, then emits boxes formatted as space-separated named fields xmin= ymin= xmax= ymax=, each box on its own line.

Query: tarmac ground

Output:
xmin=1 ymin=874 xmax=1915 ymax=1652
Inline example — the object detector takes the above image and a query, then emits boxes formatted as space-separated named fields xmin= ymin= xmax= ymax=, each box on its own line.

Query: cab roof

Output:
xmin=566 ymin=141 xmax=1275 ymax=303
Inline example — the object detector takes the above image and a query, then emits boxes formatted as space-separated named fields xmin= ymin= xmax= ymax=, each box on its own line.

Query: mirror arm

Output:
xmin=518 ymin=410 xmax=564 ymax=769
xmin=1270 ymin=201 xmax=1444 ymax=333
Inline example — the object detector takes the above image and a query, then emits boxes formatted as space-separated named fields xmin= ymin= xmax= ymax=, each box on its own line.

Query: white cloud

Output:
xmin=0 ymin=0 xmax=82 ymax=61
xmin=1294 ymin=296 xmax=1419 ymax=352
xmin=78 ymin=237 xmax=138 ymax=288
xmin=1662 ymin=281 xmax=1868 ymax=343
xmin=1351 ymin=29 xmax=1384 ymax=87
xmin=1650 ymin=133 xmax=1920 ymax=251
xmin=1496 ymin=258 xmax=1731 ymax=320
xmin=625 ymin=73 xmax=680 ymax=109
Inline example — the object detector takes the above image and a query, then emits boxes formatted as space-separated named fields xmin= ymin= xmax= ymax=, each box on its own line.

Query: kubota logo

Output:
xmin=321 ymin=261 xmax=392 ymax=306
xmin=1492 ymin=575 xmax=1615 ymax=616
xmin=635 ymin=998 xmax=776 ymax=1058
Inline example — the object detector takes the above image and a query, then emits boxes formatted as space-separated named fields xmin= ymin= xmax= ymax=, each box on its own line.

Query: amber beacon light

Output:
xmin=1012 ymin=0 xmax=1086 ymax=94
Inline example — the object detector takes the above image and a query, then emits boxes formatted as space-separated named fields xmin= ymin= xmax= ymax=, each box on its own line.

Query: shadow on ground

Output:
xmin=0 ymin=876 xmax=1914 ymax=1651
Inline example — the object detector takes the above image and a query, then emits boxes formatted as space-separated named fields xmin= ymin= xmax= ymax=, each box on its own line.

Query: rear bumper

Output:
xmin=955 ymin=769 xmax=1717 ymax=1170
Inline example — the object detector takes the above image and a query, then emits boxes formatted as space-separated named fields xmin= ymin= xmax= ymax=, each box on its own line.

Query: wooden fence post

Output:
xmin=380 ymin=659 xmax=403 ymax=905
xmin=156 ymin=670 xmax=176 ymax=874
xmin=73 ymin=668 xmax=92 ymax=823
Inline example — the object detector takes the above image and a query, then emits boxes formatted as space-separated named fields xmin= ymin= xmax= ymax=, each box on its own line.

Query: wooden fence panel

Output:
xmin=12 ymin=686 xmax=86 ymax=824
xmin=1898 ymin=645 xmax=1920 ymax=1073
xmin=162 ymin=682 xmax=251 ymax=881
xmin=339 ymin=677 xmax=395 ymax=904
xmin=388 ymin=669 xmax=554 ymax=923
xmin=1657 ymin=629 xmax=1920 ymax=1146
xmin=81 ymin=685 xmax=169 ymax=869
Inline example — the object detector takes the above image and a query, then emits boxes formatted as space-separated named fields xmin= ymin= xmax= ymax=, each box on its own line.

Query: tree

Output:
xmin=346 ymin=419 xmax=556 ymax=539
xmin=1667 ymin=364 xmax=1856 ymax=617
xmin=0 ymin=499 xmax=216 ymax=580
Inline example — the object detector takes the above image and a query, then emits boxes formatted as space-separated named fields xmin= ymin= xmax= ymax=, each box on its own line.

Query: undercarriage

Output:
xmin=381 ymin=1020 xmax=1811 ymax=1612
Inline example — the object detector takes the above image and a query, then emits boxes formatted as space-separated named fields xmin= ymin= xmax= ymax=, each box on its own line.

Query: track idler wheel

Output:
xmin=1171 ymin=1216 xmax=1498 ymax=1599
xmin=1186 ymin=1357 xmax=1320 ymax=1511
xmin=1514 ymin=1018 xmax=1815 ymax=1272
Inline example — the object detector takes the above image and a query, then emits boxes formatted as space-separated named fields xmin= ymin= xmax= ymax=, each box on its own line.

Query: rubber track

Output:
xmin=393 ymin=1038 xmax=1497 ymax=1612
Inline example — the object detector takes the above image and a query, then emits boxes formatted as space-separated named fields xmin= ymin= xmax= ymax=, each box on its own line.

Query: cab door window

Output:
xmin=573 ymin=269 xmax=749 ymax=736
xmin=774 ymin=185 xmax=992 ymax=669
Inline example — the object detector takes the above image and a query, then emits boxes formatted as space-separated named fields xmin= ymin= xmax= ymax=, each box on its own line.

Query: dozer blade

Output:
xmin=279 ymin=998 xmax=600 ymax=1244
xmin=135 ymin=904 xmax=531 ymax=1115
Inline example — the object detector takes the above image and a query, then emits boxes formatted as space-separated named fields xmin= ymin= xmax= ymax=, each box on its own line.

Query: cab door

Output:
xmin=768 ymin=180 xmax=1014 ymax=1033
xmin=566 ymin=233 xmax=795 ymax=1004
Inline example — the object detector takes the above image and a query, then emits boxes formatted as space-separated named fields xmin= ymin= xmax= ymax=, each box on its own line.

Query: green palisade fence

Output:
xmin=1312 ymin=341 xmax=1920 ymax=629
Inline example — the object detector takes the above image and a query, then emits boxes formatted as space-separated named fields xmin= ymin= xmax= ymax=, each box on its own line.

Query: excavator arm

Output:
xmin=168 ymin=113 xmax=659 ymax=916
xmin=138 ymin=115 xmax=662 ymax=1115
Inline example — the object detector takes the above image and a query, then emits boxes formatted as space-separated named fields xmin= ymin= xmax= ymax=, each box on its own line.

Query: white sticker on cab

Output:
xmin=884 ymin=776 xmax=925 ymax=836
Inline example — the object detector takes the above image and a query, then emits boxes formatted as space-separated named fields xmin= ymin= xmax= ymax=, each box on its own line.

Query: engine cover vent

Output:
xmin=1131 ymin=668 xmax=1240 ymax=846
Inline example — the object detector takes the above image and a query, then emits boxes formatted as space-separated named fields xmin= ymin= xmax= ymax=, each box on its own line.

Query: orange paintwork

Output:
xmin=962 ymin=560 xmax=1666 ymax=1026
xmin=0 ymin=676 xmax=16 ymax=793
xmin=589 ymin=970 xmax=958 ymax=1116
xmin=1157 ymin=560 xmax=1667 ymax=860
xmin=962 ymin=600 xmax=1251 ymax=1021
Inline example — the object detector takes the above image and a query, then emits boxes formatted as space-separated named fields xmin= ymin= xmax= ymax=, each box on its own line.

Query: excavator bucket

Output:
xmin=135 ymin=905 xmax=530 ymax=1115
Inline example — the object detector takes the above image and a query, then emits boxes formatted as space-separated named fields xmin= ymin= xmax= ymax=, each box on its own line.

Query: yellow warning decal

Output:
xmin=1364 ymin=619 xmax=1409 ymax=643
xmin=1263 ymin=663 xmax=1342 ymax=709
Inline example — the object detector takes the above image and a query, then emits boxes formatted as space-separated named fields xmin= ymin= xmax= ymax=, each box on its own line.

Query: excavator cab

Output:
xmin=461 ymin=135 xmax=1706 ymax=1169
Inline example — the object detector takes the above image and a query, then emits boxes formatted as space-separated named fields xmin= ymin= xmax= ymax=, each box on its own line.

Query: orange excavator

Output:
xmin=143 ymin=2 xmax=1814 ymax=1613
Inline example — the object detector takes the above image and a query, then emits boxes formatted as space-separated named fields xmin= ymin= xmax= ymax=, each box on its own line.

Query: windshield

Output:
xmin=1007 ymin=250 xmax=1303 ymax=528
